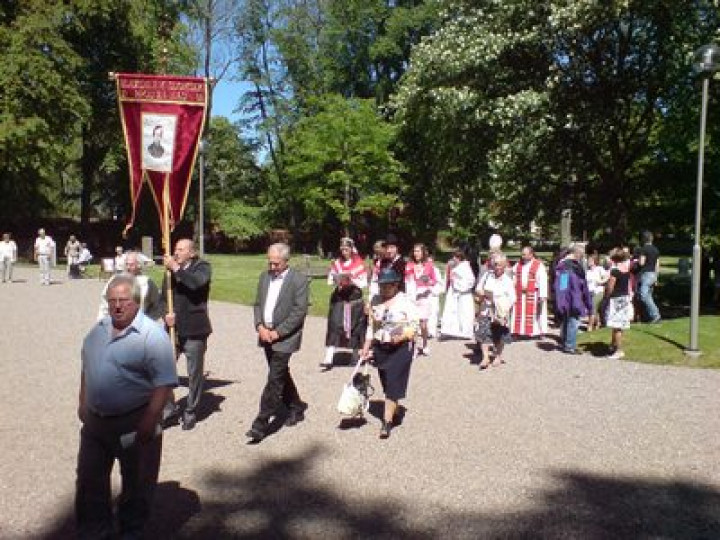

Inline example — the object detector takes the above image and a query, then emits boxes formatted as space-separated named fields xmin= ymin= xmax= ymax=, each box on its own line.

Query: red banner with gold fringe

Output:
xmin=116 ymin=73 xmax=208 ymax=233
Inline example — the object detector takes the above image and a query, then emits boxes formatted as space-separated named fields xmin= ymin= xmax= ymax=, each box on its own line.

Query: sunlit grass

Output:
xmin=577 ymin=316 xmax=720 ymax=368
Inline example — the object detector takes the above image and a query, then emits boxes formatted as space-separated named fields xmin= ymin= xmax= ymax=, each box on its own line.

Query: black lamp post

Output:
xmin=687 ymin=44 xmax=720 ymax=356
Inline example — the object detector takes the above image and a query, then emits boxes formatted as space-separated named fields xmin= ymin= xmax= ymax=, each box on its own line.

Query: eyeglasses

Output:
xmin=107 ymin=298 xmax=133 ymax=306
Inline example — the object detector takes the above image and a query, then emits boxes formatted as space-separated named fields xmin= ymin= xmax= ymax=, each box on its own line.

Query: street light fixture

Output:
xmin=687 ymin=44 xmax=720 ymax=356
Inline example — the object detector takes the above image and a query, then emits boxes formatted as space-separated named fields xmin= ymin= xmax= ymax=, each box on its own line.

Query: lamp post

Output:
xmin=198 ymin=139 xmax=207 ymax=257
xmin=687 ymin=44 xmax=720 ymax=356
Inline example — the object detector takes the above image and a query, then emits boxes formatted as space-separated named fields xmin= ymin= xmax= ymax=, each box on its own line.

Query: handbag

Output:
xmin=337 ymin=357 xmax=373 ymax=417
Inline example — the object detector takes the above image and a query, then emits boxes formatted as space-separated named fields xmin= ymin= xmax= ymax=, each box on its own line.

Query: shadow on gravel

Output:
xmin=172 ymin=391 xmax=226 ymax=425
xmin=177 ymin=375 xmax=234 ymax=391
xmin=37 ymin=459 xmax=720 ymax=538
xmin=536 ymin=342 xmax=559 ymax=352
xmin=435 ymin=470 xmax=720 ymax=538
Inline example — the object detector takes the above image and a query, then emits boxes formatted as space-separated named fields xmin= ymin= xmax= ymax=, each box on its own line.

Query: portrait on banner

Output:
xmin=141 ymin=114 xmax=177 ymax=173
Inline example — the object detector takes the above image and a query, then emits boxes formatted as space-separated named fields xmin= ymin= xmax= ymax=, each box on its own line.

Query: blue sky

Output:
xmin=211 ymin=78 xmax=247 ymax=121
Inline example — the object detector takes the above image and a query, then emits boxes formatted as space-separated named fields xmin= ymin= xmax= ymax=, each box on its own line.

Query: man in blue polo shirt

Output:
xmin=75 ymin=274 xmax=177 ymax=538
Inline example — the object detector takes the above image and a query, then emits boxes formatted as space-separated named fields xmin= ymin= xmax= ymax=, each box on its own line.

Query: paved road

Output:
xmin=1 ymin=266 xmax=719 ymax=539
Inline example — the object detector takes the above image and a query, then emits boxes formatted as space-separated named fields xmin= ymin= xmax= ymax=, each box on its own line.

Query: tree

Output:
xmin=0 ymin=2 xmax=90 ymax=218
xmin=392 ymin=0 xmax=720 ymax=242
xmin=233 ymin=0 xmax=436 ymax=239
xmin=282 ymin=94 xmax=404 ymax=247
xmin=205 ymin=116 xmax=262 ymax=202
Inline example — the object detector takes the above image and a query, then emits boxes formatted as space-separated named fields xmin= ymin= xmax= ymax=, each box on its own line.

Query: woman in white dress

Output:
xmin=440 ymin=250 xmax=476 ymax=340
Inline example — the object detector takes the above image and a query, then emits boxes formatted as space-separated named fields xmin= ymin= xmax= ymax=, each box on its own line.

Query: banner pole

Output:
xmin=163 ymin=174 xmax=176 ymax=347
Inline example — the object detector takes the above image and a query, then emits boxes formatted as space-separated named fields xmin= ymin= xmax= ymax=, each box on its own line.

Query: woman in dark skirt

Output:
xmin=361 ymin=267 xmax=418 ymax=439
xmin=322 ymin=238 xmax=368 ymax=369
xmin=474 ymin=253 xmax=516 ymax=369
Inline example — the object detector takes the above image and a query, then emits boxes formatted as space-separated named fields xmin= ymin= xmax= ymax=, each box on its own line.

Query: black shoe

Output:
xmin=245 ymin=428 xmax=266 ymax=442
xmin=181 ymin=413 xmax=197 ymax=431
xmin=284 ymin=403 xmax=308 ymax=427
xmin=379 ymin=421 xmax=392 ymax=439
xmin=162 ymin=404 xmax=180 ymax=428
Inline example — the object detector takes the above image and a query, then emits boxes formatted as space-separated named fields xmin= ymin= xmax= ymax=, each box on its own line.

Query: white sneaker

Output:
xmin=607 ymin=350 xmax=625 ymax=360
xmin=422 ymin=346 xmax=431 ymax=356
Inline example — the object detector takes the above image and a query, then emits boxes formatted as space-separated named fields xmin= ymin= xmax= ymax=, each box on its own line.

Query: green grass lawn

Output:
xmin=577 ymin=316 xmax=720 ymax=368
xmin=144 ymin=254 xmax=334 ymax=317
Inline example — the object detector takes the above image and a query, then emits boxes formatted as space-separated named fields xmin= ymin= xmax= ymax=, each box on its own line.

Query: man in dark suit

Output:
xmin=246 ymin=243 xmax=309 ymax=442
xmin=161 ymin=238 xmax=212 ymax=431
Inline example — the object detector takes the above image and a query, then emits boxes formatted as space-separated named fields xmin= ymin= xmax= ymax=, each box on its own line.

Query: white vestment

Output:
xmin=440 ymin=260 xmax=475 ymax=339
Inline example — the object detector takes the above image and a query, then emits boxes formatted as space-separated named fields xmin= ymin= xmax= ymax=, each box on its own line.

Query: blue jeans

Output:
xmin=638 ymin=272 xmax=660 ymax=321
xmin=560 ymin=315 xmax=580 ymax=351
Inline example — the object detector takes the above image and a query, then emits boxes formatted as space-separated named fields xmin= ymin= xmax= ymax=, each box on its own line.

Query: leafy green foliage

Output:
xmin=208 ymin=200 xmax=266 ymax=244
xmin=393 ymin=0 xmax=720 ymax=243
xmin=281 ymin=94 xmax=404 ymax=235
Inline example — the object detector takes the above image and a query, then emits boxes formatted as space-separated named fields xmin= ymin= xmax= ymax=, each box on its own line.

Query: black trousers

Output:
xmin=75 ymin=406 xmax=162 ymax=539
xmin=252 ymin=347 xmax=302 ymax=431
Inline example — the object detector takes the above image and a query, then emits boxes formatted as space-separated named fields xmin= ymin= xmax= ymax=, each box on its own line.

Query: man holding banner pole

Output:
xmin=114 ymin=72 xmax=210 ymax=429
xmin=161 ymin=238 xmax=212 ymax=431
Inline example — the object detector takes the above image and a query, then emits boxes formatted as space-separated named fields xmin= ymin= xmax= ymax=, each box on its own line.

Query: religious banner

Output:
xmin=116 ymin=73 xmax=208 ymax=232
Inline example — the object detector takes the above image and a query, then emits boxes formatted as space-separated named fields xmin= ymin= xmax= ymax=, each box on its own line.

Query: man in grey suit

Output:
xmin=246 ymin=243 xmax=309 ymax=442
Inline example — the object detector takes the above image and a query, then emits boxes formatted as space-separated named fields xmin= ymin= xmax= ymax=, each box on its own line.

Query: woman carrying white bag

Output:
xmin=359 ymin=267 xmax=418 ymax=439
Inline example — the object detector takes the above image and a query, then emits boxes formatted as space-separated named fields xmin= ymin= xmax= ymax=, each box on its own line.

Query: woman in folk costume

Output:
xmin=440 ymin=249 xmax=476 ymax=340
xmin=475 ymin=253 xmax=516 ymax=368
xmin=509 ymin=245 xmax=548 ymax=338
xmin=405 ymin=243 xmax=439 ymax=356
xmin=321 ymin=238 xmax=368 ymax=369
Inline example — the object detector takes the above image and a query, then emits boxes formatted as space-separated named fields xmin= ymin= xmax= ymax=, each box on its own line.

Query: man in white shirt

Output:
xmin=0 ymin=232 xmax=18 ymax=283
xmin=246 ymin=243 xmax=309 ymax=442
xmin=114 ymin=246 xmax=127 ymax=274
xmin=34 ymin=228 xmax=55 ymax=285
xmin=77 ymin=243 xmax=92 ymax=274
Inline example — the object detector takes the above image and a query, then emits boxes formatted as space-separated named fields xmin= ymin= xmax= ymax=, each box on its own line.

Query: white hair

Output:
xmin=106 ymin=273 xmax=141 ymax=304
xmin=268 ymin=242 xmax=291 ymax=261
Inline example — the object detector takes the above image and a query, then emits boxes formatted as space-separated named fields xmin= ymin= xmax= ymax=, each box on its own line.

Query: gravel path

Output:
xmin=1 ymin=266 xmax=719 ymax=539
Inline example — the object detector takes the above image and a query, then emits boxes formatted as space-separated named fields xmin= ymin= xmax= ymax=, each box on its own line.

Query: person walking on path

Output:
xmin=604 ymin=248 xmax=634 ymax=359
xmin=376 ymin=234 xmax=406 ymax=293
xmin=636 ymin=231 xmax=661 ymax=323
xmin=585 ymin=253 xmax=609 ymax=331
xmin=65 ymin=234 xmax=82 ymax=278
xmin=34 ymin=228 xmax=55 ymax=285
xmin=509 ymin=246 xmax=548 ymax=338
xmin=405 ymin=243 xmax=438 ymax=356
xmin=161 ymin=239 xmax=212 ymax=431
xmin=0 ymin=232 xmax=17 ymax=283
xmin=246 ymin=243 xmax=309 ymax=442
xmin=75 ymin=274 xmax=177 ymax=539
xmin=475 ymin=253 xmax=516 ymax=369
xmin=553 ymin=244 xmax=593 ymax=354
xmin=321 ymin=237 xmax=368 ymax=370
xmin=98 ymin=252 xmax=163 ymax=321
xmin=361 ymin=267 xmax=418 ymax=439
xmin=440 ymin=249 xmax=476 ymax=340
